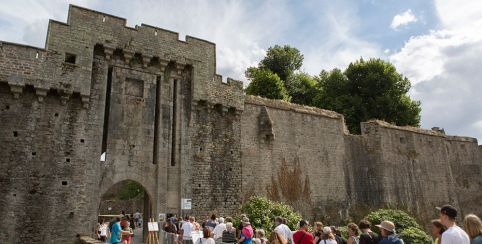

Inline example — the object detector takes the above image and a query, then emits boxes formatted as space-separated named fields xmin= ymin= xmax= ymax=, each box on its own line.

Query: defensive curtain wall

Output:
xmin=0 ymin=5 xmax=480 ymax=243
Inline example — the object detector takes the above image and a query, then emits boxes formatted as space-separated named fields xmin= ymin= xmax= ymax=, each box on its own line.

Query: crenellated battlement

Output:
xmin=361 ymin=119 xmax=478 ymax=143
xmin=0 ymin=4 xmax=244 ymax=110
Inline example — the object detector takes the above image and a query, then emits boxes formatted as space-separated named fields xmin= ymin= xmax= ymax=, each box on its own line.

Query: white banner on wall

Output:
xmin=181 ymin=198 xmax=192 ymax=210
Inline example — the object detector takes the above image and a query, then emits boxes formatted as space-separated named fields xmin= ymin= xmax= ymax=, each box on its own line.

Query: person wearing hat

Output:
xmin=320 ymin=226 xmax=337 ymax=244
xmin=238 ymin=217 xmax=254 ymax=244
xmin=376 ymin=220 xmax=404 ymax=244
xmin=293 ymin=220 xmax=315 ymax=244
xmin=437 ymin=205 xmax=470 ymax=244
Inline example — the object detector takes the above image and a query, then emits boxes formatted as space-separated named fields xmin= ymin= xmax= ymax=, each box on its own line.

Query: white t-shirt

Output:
xmin=274 ymin=224 xmax=293 ymax=243
xmin=196 ymin=238 xmax=216 ymax=244
xmin=182 ymin=221 xmax=194 ymax=239
xmin=99 ymin=224 xmax=108 ymax=236
xmin=213 ymin=223 xmax=226 ymax=239
xmin=441 ymin=225 xmax=470 ymax=244
xmin=320 ymin=240 xmax=337 ymax=244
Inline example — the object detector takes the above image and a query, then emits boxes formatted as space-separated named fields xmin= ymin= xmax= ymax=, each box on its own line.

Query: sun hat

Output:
xmin=242 ymin=217 xmax=251 ymax=225
xmin=322 ymin=226 xmax=332 ymax=234
xmin=375 ymin=220 xmax=396 ymax=233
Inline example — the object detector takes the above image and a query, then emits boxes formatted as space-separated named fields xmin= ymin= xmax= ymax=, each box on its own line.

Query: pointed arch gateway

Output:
xmin=98 ymin=179 xmax=153 ymax=242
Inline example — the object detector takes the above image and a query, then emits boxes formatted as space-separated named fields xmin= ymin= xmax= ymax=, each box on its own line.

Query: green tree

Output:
xmin=285 ymin=72 xmax=317 ymax=105
xmin=119 ymin=180 xmax=144 ymax=200
xmin=245 ymin=69 xmax=290 ymax=100
xmin=240 ymin=196 xmax=301 ymax=234
xmin=315 ymin=58 xmax=421 ymax=134
xmin=259 ymin=45 xmax=304 ymax=82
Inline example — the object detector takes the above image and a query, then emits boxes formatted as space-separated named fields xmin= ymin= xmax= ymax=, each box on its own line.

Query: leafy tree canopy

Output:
xmin=245 ymin=68 xmax=290 ymax=101
xmin=285 ymin=72 xmax=317 ymax=106
xmin=119 ymin=180 xmax=144 ymax=200
xmin=245 ymin=46 xmax=421 ymax=134
xmin=259 ymin=45 xmax=304 ymax=82
xmin=315 ymin=58 xmax=421 ymax=133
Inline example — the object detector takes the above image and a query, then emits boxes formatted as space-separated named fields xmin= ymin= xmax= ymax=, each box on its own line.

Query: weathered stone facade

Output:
xmin=0 ymin=5 xmax=481 ymax=243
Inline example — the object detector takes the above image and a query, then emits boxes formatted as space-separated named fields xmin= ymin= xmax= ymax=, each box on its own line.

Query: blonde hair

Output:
xmin=464 ymin=214 xmax=482 ymax=239
xmin=269 ymin=231 xmax=287 ymax=244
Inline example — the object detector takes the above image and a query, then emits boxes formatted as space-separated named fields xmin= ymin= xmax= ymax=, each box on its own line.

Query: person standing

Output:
xmin=110 ymin=217 xmax=132 ymax=244
xmin=99 ymin=219 xmax=109 ymax=242
xmin=320 ymin=226 xmax=338 ymax=244
xmin=213 ymin=217 xmax=227 ymax=241
xmin=238 ymin=217 xmax=254 ymax=244
xmin=347 ymin=223 xmax=360 ymax=244
xmin=375 ymin=220 xmax=404 ymax=244
xmin=222 ymin=222 xmax=238 ymax=243
xmin=164 ymin=218 xmax=178 ymax=234
xmin=330 ymin=226 xmax=347 ymax=244
xmin=431 ymin=219 xmax=446 ymax=244
xmin=253 ymin=229 xmax=268 ymax=244
xmin=206 ymin=214 xmax=217 ymax=232
xmin=274 ymin=216 xmax=293 ymax=244
xmin=269 ymin=231 xmax=288 ymax=244
xmin=463 ymin=214 xmax=482 ymax=244
xmin=437 ymin=205 xmax=470 ymax=244
xmin=182 ymin=216 xmax=195 ymax=244
xmin=133 ymin=210 xmax=141 ymax=228
xmin=197 ymin=227 xmax=216 ymax=244
xmin=358 ymin=220 xmax=380 ymax=244
xmin=293 ymin=220 xmax=314 ymax=244
xmin=313 ymin=222 xmax=324 ymax=244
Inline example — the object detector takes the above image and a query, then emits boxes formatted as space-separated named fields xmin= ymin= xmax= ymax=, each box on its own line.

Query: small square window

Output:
xmin=65 ymin=53 xmax=77 ymax=64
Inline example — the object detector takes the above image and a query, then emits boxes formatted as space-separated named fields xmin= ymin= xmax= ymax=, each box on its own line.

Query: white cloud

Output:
xmin=390 ymin=9 xmax=417 ymax=30
xmin=299 ymin=1 xmax=383 ymax=74
xmin=391 ymin=0 xmax=482 ymax=143
xmin=0 ymin=0 xmax=382 ymax=84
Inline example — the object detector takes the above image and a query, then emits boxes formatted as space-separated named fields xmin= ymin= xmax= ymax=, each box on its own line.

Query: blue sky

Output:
xmin=1 ymin=0 xmax=481 ymax=143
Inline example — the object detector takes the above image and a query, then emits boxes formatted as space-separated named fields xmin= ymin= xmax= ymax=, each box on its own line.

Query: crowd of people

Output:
xmin=162 ymin=204 xmax=482 ymax=244
xmin=95 ymin=210 xmax=143 ymax=243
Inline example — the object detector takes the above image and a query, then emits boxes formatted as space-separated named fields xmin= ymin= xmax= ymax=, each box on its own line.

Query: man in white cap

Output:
xmin=437 ymin=204 xmax=470 ymax=244
xmin=376 ymin=220 xmax=404 ymax=244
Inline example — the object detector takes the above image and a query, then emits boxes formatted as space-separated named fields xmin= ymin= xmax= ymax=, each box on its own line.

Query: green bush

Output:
xmin=240 ymin=196 xmax=302 ymax=233
xmin=336 ymin=226 xmax=348 ymax=240
xmin=365 ymin=209 xmax=432 ymax=244
xmin=399 ymin=227 xmax=433 ymax=244
xmin=365 ymin=209 xmax=420 ymax=234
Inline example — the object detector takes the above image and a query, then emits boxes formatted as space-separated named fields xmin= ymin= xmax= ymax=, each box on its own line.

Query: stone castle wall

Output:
xmin=0 ymin=5 xmax=481 ymax=243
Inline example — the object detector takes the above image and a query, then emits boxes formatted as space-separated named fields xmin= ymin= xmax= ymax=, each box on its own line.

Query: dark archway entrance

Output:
xmin=98 ymin=180 xmax=152 ymax=242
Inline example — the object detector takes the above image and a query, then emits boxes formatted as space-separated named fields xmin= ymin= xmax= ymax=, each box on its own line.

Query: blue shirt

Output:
xmin=380 ymin=234 xmax=404 ymax=244
xmin=110 ymin=221 xmax=122 ymax=243
xmin=472 ymin=235 xmax=482 ymax=244
xmin=241 ymin=232 xmax=252 ymax=244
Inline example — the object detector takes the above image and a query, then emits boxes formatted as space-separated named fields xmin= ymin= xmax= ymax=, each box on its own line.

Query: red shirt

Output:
xmin=293 ymin=230 xmax=314 ymax=244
